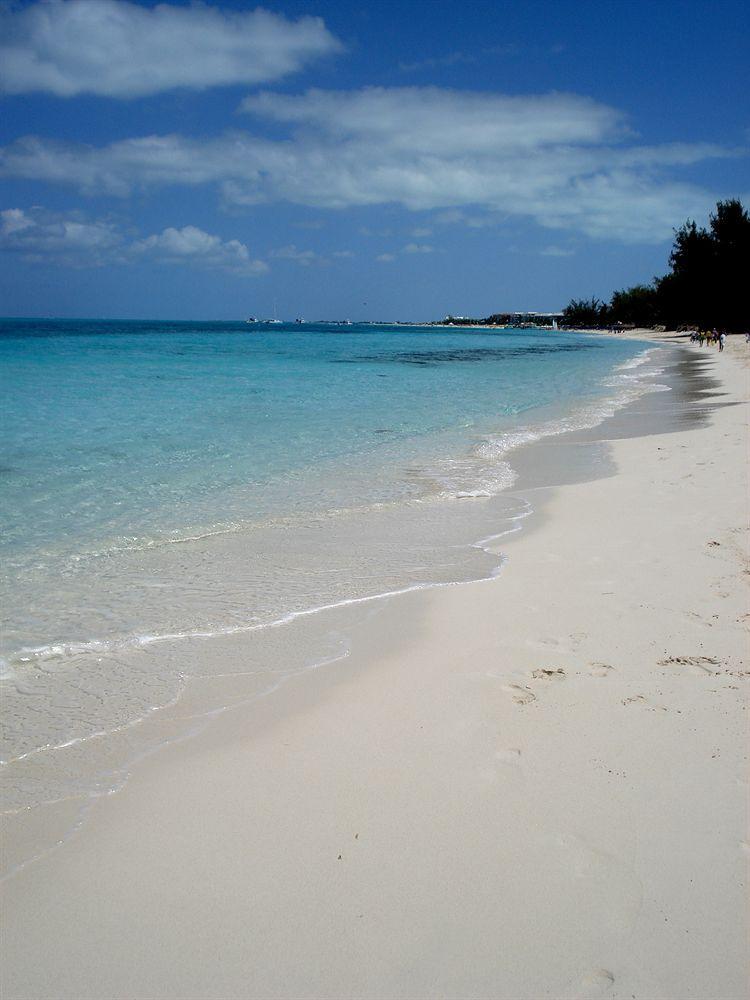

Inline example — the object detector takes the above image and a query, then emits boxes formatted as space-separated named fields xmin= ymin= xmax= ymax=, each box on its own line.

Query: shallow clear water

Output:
xmin=0 ymin=320 xmax=655 ymax=658
xmin=0 ymin=319 xmax=662 ymax=806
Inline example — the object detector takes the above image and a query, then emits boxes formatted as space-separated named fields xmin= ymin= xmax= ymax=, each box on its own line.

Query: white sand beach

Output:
xmin=1 ymin=339 xmax=748 ymax=999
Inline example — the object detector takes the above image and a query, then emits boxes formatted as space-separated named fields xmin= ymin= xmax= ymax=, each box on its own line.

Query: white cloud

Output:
xmin=133 ymin=225 xmax=268 ymax=274
xmin=1 ymin=207 xmax=35 ymax=235
xmin=240 ymin=87 xmax=625 ymax=153
xmin=410 ymin=226 xmax=433 ymax=237
xmin=331 ymin=249 xmax=355 ymax=258
xmin=0 ymin=87 xmax=738 ymax=243
xmin=376 ymin=253 xmax=396 ymax=262
xmin=0 ymin=1 xmax=341 ymax=97
xmin=0 ymin=206 xmax=122 ymax=265
xmin=1 ymin=209 xmax=267 ymax=275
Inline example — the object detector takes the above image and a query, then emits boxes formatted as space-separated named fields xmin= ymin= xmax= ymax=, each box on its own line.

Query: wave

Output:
xmin=418 ymin=347 xmax=667 ymax=501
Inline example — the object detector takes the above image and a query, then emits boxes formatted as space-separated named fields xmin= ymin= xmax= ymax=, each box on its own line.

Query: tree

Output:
xmin=659 ymin=200 xmax=749 ymax=329
xmin=709 ymin=199 xmax=750 ymax=330
xmin=609 ymin=284 xmax=659 ymax=327
xmin=562 ymin=297 xmax=608 ymax=327
xmin=565 ymin=199 xmax=749 ymax=331
xmin=660 ymin=219 xmax=715 ymax=327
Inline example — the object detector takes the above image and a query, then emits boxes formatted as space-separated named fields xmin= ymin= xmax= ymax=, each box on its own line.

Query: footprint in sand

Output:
xmin=658 ymin=655 xmax=721 ymax=675
xmin=504 ymin=668 xmax=568 ymax=706
xmin=567 ymin=968 xmax=616 ymax=998
xmin=531 ymin=667 xmax=566 ymax=681
xmin=589 ymin=662 xmax=614 ymax=677
xmin=503 ymin=683 xmax=536 ymax=705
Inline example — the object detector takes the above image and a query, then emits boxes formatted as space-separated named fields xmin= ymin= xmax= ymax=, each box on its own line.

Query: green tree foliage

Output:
xmin=709 ymin=199 xmax=749 ymax=330
xmin=657 ymin=218 xmax=716 ymax=328
xmin=609 ymin=284 xmax=660 ymax=326
xmin=563 ymin=199 xmax=749 ymax=331
xmin=562 ymin=297 xmax=608 ymax=327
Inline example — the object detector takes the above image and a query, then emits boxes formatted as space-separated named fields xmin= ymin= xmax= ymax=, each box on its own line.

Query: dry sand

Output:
xmin=1 ymin=341 xmax=748 ymax=999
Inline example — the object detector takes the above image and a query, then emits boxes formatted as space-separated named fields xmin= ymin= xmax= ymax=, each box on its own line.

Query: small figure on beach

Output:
xmin=719 ymin=331 xmax=726 ymax=351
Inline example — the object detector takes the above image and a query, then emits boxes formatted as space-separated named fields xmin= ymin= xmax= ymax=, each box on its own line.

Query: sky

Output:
xmin=0 ymin=0 xmax=748 ymax=321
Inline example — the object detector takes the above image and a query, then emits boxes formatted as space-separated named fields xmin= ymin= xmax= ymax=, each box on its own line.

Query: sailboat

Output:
xmin=266 ymin=299 xmax=282 ymax=324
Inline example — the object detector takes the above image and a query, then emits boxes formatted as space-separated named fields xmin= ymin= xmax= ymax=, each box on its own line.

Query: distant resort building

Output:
xmin=440 ymin=311 xmax=564 ymax=328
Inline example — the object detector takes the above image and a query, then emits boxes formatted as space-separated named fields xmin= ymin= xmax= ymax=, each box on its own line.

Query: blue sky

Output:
xmin=1 ymin=0 xmax=747 ymax=321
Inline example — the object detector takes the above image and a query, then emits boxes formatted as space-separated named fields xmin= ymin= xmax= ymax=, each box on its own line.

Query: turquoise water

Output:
xmin=1 ymin=320 xmax=654 ymax=661
xmin=0 ymin=320 xmax=665 ymax=806
xmin=1 ymin=321 xmax=641 ymax=552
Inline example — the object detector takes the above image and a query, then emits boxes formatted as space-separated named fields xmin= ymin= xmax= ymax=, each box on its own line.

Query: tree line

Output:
xmin=562 ymin=199 xmax=749 ymax=331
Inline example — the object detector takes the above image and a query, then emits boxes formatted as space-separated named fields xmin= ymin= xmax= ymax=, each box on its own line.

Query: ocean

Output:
xmin=0 ymin=320 xmax=664 ymax=815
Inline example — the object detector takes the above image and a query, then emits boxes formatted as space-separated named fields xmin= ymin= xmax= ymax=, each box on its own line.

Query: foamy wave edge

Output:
xmin=470 ymin=347 xmax=668 ymax=486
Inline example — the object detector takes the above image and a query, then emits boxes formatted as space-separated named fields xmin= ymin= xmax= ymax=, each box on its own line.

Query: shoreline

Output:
xmin=1 ymin=339 xmax=748 ymax=998
xmin=1 ymin=331 xmax=662 ymax=802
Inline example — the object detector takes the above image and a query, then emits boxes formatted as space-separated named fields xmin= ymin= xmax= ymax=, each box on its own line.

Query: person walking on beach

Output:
xmin=719 ymin=331 xmax=726 ymax=351
xmin=698 ymin=330 xmax=705 ymax=346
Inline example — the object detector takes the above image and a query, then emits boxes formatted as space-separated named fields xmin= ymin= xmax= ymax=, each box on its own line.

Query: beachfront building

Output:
xmin=440 ymin=311 xmax=564 ymax=327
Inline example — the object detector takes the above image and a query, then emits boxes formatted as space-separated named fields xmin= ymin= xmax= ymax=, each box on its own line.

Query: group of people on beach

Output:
xmin=690 ymin=329 xmax=727 ymax=351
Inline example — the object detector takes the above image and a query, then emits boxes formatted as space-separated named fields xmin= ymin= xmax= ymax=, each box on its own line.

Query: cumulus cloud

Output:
xmin=0 ymin=206 xmax=122 ymax=265
xmin=0 ymin=0 xmax=341 ymax=97
xmin=1 ymin=208 xmax=267 ymax=275
xmin=132 ymin=225 xmax=268 ymax=274
xmin=0 ymin=87 xmax=737 ymax=242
